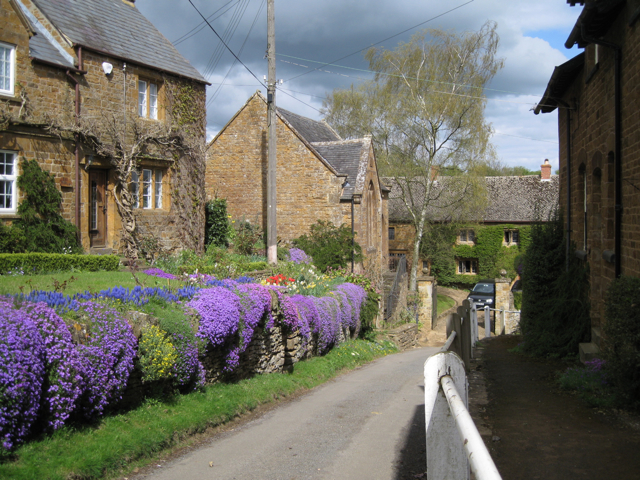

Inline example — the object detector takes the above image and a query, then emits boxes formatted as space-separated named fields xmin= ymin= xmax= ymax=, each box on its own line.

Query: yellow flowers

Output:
xmin=138 ymin=325 xmax=178 ymax=383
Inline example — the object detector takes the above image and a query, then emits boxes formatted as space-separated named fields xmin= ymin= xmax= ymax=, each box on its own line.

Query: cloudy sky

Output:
xmin=136 ymin=0 xmax=583 ymax=172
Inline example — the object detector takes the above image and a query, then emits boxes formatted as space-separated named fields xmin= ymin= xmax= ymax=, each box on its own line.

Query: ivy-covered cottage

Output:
xmin=387 ymin=160 xmax=559 ymax=285
xmin=206 ymin=92 xmax=389 ymax=272
xmin=0 ymin=0 xmax=208 ymax=256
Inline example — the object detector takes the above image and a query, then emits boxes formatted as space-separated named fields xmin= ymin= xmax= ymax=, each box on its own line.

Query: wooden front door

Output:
xmin=89 ymin=170 xmax=107 ymax=247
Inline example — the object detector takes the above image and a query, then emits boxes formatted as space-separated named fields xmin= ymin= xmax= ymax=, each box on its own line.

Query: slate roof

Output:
xmin=30 ymin=0 xmax=206 ymax=83
xmin=29 ymin=33 xmax=75 ymax=69
xmin=311 ymin=140 xmax=364 ymax=197
xmin=386 ymin=175 xmax=559 ymax=223
xmin=277 ymin=108 xmax=341 ymax=143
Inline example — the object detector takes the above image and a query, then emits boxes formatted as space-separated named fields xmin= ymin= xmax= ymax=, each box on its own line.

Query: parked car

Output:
xmin=467 ymin=280 xmax=495 ymax=309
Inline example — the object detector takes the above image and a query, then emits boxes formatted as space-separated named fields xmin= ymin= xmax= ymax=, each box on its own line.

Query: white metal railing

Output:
xmin=424 ymin=350 xmax=502 ymax=480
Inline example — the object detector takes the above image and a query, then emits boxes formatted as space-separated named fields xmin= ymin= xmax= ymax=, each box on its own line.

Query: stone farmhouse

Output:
xmin=386 ymin=160 xmax=559 ymax=280
xmin=206 ymin=91 xmax=389 ymax=272
xmin=1 ymin=0 xmax=208 ymax=255
xmin=535 ymin=0 xmax=640 ymax=358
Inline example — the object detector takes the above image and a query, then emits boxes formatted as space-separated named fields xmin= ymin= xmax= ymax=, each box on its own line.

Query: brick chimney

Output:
xmin=430 ymin=165 xmax=439 ymax=182
xmin=541 ymin=159 xmax=551 ymax=181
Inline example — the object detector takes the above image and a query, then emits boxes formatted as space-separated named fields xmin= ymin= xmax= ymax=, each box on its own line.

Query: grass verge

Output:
xmin=0 ymin=339 xmax=397 ymax=480
xmin=437 ymin=294 xmax=456 ymax=315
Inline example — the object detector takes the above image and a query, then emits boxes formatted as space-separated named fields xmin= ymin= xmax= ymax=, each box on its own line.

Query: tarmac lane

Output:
xmin=134 ymin=346 xmax=439 ymax=480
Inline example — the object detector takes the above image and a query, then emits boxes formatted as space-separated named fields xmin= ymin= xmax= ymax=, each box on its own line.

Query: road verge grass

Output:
xmin=0 ymin=339 xmax=397 ymax=480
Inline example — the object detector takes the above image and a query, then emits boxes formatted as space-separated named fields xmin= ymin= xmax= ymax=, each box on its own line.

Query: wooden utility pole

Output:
xmin=266 ymin=0 xmax=277 ymax=264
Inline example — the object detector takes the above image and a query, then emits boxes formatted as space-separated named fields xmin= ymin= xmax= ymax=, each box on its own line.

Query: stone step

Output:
xmin=579 ymin=342 xmax=600 ymax=364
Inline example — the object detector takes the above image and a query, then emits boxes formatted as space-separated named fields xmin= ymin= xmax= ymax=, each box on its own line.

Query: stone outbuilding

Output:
xmin=1 ymin=0 xmax=208 ymax=254
xmin=206 ymin=91 xmax=389 ymax=272
xmin=535 ymin=0 xmax=640 ymax=359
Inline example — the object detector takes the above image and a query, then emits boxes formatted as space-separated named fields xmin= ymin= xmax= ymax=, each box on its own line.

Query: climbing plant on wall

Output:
xmin=422 ymin=223 xmax=532 ymax=286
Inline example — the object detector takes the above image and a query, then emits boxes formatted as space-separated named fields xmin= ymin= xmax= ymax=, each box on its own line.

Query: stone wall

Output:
xmin=119 ymin=305 xmax=356 ymax=405
xmin=555 ymin=3 xmax=640 ymax=335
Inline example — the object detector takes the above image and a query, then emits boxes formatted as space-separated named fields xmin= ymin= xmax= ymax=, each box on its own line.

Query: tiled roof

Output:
xmin=31 ymin=0 xmax=206 ymax=82
xmin=311 ymin=140 xmax=364 ymax=197
xmin=29 ymin=33 xmax=75 ymax=68
xmin=277 ymin=108 xmax=341 ymax=143
xmin=386 ymin=175 xmax=559 ymax=223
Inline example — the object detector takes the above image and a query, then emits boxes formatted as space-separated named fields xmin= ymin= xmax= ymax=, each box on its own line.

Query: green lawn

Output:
xmin=0 ymin=271 xmax=189 ymax=296
xmin=0 ymin=339 xmax=397 ymax=480
xmin=437 ymin=294 xmax=456 ymax=314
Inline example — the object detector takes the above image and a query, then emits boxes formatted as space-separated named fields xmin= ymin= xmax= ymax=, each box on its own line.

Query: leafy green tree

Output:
xmin=0 ymin=159 xmax=81 ymax=254
xmin=323 ymin=22 xmax=502 ymax=290
xmin=293 ymin=220 xmax=362 ymax=272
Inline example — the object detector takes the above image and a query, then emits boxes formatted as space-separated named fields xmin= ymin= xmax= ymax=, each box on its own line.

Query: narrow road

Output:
xmin=136 ymin=346 xmax=438 ymax=480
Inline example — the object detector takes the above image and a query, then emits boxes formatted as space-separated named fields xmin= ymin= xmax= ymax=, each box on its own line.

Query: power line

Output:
xmin=493 ymin=132 xmax=558 ymax=144
xmin=207 ymin=0 xmax=266 ymax=108
xmin=186 ymin=0 xmax=266 ymax=89
xmin=173 ymin=0 xmax=240 ymax=45
xmin=284 ymin=0 xmax=475 ymax=83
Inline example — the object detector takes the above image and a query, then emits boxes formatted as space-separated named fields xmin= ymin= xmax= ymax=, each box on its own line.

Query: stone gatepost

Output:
xmin=417 ymin=275 xmax=437 ymax=329
xmin=494 ymin=277 xmax=513 ymax=335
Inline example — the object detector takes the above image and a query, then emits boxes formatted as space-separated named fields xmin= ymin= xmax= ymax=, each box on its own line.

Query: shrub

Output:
xmin=231 ymin=219 xmax=264 ymax=256
xmin=137 ymin=325 xmax=178 ymax=384
xmin=69 ymin=302 xmax=137 ymax=417
xmin=0 ymin=253 xmax=120 ymax=274
xmin=0 ymin=300 xmax=45 ymax=451
xmin=0 ymin=159 xmax=81 ymax=254
xmin=520 ymin=212 xmax=590 ymax=357
xmin=603 ymin=276 xmax=640 ymax=409
xmin=293 ymin=220 xmax=362 ymax=272
xmin=19 ymin=302 xmax=84 ymax=431
xmin=205 ymin=198 xmax=230 ymax=248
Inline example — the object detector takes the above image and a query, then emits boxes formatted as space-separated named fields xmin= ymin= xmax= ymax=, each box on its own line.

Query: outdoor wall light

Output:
xmin=102 ymin=62 xmax=113 ymax=75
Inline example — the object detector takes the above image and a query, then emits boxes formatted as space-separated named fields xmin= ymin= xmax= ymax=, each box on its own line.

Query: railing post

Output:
xmin=471 ymin=303 xmax=478 ymax=346
xmin=485 ymin=306 xmax=491 ymax=338
xmin=424 ymin=352 xmax=470 ymax=480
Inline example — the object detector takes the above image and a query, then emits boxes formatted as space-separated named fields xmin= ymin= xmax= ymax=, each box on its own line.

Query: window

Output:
xmin=0 ymin=42 xmax=16 ymax=96
xmin=0 ymin=151 xmax=17 ymax=213
xmin=138 ymin=80 xmax=158 ymax=119
xmin=131 ymin=168 xmax=164 ymax=209
xmin=388 ymin=227 xmax=395 ymax=240
xmin=388 ymin=252 xmax=406 ymax=272
xmin=457 ymin=258 xmax=477 ymax=275
xmin=130 ymin=170 xmax=140 ymax=208
xmin=504 ymin=229 xmax=519 ymax=246
xmin=458 ymin=229 xmax=475 ymax=243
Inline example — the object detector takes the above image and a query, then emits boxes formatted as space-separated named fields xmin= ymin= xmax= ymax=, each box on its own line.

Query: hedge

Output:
xmin=0 ymin=254 xmax=120 ymax=275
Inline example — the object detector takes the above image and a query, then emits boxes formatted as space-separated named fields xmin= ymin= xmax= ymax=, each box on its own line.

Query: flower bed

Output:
xmin=0 ymin=271 xmax=370 ymax=452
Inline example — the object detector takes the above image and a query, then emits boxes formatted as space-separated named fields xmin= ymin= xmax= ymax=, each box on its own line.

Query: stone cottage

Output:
xmin=0 ymin=0 xmax=208 ymax=255
xmin=534 ymin=0 xmax=640 ymax=359
xmin=206 ymin=91 xmax=389 ymax=272
xmin=386 ymin=160 xmax=559 ymax=278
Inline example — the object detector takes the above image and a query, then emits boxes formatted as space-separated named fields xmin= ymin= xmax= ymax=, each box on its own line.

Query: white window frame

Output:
xmin=0 ymin=42 xmax=16 ymax=96
xmin=138 ymin=80 xmax=159 ymax=119
xmin=142 ymin=169 xmax=152 ymax=209
xmin=133 ymin=168 xmax=164 ymax=210
xmin=130 ymin=170 xmax=140 ymax=209
xmin=154 ymin=170 xmax=162 ymax=208
xmin=0 ymin=151 xmax=17 ymax=213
